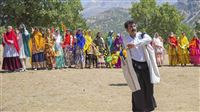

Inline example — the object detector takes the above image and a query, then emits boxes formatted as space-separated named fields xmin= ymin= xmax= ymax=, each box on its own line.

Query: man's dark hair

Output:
xmin=124 ymin=20 xmax=136 ymax=29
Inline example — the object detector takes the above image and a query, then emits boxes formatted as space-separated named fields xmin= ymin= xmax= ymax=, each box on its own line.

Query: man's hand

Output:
xmin=126 ymin=43 xmax=135 ymax=49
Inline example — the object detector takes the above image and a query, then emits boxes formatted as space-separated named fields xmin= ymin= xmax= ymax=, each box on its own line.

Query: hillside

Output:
xmin=85 ymin=0 xmax=199 ymax=33
xmin=86 ymin=7 xmax=131 ymax=33
xmin=175 ymin=0 xmax=200 ymax=25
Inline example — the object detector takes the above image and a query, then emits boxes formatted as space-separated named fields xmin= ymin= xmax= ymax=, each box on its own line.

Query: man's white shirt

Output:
xmin=123 ymin=32 xmax=152 ymax=62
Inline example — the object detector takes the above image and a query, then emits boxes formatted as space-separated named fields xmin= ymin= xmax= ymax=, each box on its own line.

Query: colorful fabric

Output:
xmin=114 ymin=36 xmax=123 ymax=51
xmin=56 ymin=54 xmax=65 ymax=69
xmin=3 ymin=29 xmax=20 ymax=53
xmin=17 ymin=32 xmax=26 ymax=59
xmin=44 ymin=33 xmax=55 ymax=68
xmin=75 ymin=46 xmax=84 ymax=68
xmin=177 ymin=35 xmax=190 ymax=64
xmin=22 ymin=30 xmax=31 ymax=57
xmin=2 ymin=57 xmax=22 ymax=71
xmin=32 ymin=52 xmax=45 ymax=62
xmin=168 ymin=36 xmax=178 ymax=65
xmin=54 ymin=34 xmax=65 ymax=68
xmin=3 ymin=38 xmax=19 ymax=57
xmin=64 ymin=46 xmax=75 ymax=67
xmin=152 ymin=37 xmax=164 ymax=54
xmin=84 ymin=31 xmax=93 ymax=53
xmin=63 ymin=33 xmax=74 ymax=47
xmin=75 ymin=33 xmax=85 ymax=49
xmin=107 ymin=36 xmax=114 ymax=53
xmin=30 ymin=31 xmax=45 ymax=55
xmin=93 ymin=37 xmax=105 ymax=54
xmin=189 ymin=37 xmax=200 ymax=65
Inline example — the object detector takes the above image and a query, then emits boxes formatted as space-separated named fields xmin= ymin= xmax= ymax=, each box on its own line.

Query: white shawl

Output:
xmin=122 ymin=33 xmax=160 ymax=92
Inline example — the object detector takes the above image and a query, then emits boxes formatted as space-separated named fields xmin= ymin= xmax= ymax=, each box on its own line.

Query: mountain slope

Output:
xmin=86 ymin=7 xmax=131 ymax=33
xmin=175 ymin=0 xmax=200 ymax=25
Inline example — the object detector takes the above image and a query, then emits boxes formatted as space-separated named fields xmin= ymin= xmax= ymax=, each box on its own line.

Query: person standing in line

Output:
xmin=74 ymin=28 xmax=85 ymax=69
xmin=84 ymin=30 xmax=94 ymax=68
xmin=63 ymin=29 xmax=75 ymax=68
xmin=177 ymin=32 xmax=190 ymax=66
xmin=93 ymin=32 xmax=106 ymax=68
xmin=29 ymin=27 xmax=45 ymax=70
xmin=2 ymin=26 xmax=22 ymax=72
xmin=113 ymin=33 xmax=123 ymax=68
xmin=53 ymin=29 xmax=65 ymax=69
xmin=152 ymin=32 xmax=164 ymax=67
xmin=16 ymin=24 xmax=31 ymax=71
xmin=44 ymin=28 xmax=55 ymax=69
xmin=189 ymin=33 xmax=200 ymax=66
xmin=167 ymin=32 xmax=178 ymax=66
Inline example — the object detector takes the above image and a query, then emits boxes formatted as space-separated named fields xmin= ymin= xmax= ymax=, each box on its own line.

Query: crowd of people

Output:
xmin=1 ymin=24 xmax=125 ymax=72
xmin=0 ymin=24 xmax=200 ymax=72
xmin=167 ymin=32 xmax=200 ymax=66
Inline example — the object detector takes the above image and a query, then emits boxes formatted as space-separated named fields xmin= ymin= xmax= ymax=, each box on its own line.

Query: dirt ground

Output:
xmin=0 ymin=45 xmax=200 ymax=111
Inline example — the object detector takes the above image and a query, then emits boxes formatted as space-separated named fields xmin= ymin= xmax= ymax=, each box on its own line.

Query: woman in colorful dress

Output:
xmin=53 ymin=29 xmax=65 ymax=69
xmin=189 ymin=33 xmax=200 ymax=66
xmin=2 ymin=26 xmax=22 ymax=72
xmin=63 ymin=29 xmax=75 ymax=68
xmin=16 ymin=24 xmax=31 ymax=71
xmin=16 ymin=28 xmax=26 ymax=71
xmin=44 ymin=29 xmax=55 ymax=69
xmin=152 ymin=32 xmax=164 ymax=67
xmin=93 ymin=32 xmax=106 ymax=68
xmin=178 ymin=32 xmax=190 ymax=66
xmin=168 ymin=32 xmax=178 ymax=66
xmin=74 ymin=29 xmax=85 ymax=69
xmin=106 ymin=30 xmax=114 ymax=54
xmin=84 ymin=30 xmax=94 ymax=68
xmin=113 ymin=33 xmax=123 ymax=68
xmin=29 ymin=27 xmax=45 ymax=70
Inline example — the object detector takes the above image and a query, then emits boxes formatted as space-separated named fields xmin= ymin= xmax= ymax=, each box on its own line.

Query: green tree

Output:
xmin=0 ymin=0 xmax=87 ymax=30
xmin=130 ymin=0 xmax=191 ymax=39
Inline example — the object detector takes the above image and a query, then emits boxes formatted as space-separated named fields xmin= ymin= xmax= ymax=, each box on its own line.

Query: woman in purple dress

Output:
xmin=113 ymin=33 xmax=123 ymax=68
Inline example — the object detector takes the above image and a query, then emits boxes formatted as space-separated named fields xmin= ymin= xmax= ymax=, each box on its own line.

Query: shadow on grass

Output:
xmin=109 ymin=83 xmax=128 ymax=86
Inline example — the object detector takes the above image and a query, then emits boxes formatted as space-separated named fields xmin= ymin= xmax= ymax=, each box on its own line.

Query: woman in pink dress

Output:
xmin=152 ymin=32 xmax=164 ymax=67
xmin=189 ymin=34 xmax=200 ymax=66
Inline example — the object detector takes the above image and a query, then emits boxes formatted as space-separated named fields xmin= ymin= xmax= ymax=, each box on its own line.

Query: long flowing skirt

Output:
xmin=75 ymin=46 xmax=84 ymax=68
xmin=168 ymin=46 xmax=178 ymax=65
xmin=55 ymin=50 xmax=65 ymax=69
xmin=178 ymin=48 xmax=190 ymax=65
xmin=32 ymin=52 xmax=45 ymax=62
xmin=64 ymin=46 xmax=74 ymax=67
xmin=115 ymin=56 xmax=121 ymax=68
xmin=190 ymin=48 xmax=200 ymax=65
xmin=31 ymin=52 xmax=46 ymax=69
xmin=2 ymin=57 xmax=22 ymax=71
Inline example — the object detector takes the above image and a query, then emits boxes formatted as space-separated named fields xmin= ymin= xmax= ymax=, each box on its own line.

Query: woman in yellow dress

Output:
xmin=29 ymin=27 xmax=45 ymax=70
xmin=168 ymin=32 xmax=178 ymax=66
xmin=177 ymin=32 xmax=190 ymax=66
xmin=84 ymin=30 xmax=94 ymax=68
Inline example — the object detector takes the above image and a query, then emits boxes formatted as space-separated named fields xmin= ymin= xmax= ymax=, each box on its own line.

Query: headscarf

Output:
xmin=107 ymin=31 xmax=114 ymax=52
xmin=3 ymin=28 xmax=20 ymax=53
xmin=189 ymin=36 xmax=198 ymax=49
xmin=179 ymin=34 xmax=189 ymax=48
xmin=84 ymin=30 xmax=93 ymax=52
xmin=168 ymin=35 xmax=177 ymax=47
xmin=75 ymin=32 xmax=85 ymax=49
xmin=63 ymin=30 xmax=74 ymax=48
xmin=54 ymin=30 xmax=63 ymax=51
xmin=29 ymin=30 xmax=44 ymax=54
